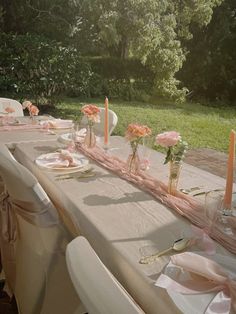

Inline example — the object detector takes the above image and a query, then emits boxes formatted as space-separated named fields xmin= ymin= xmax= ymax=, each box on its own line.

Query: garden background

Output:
xmin=0 ymin=0 xmax=236 ymax=152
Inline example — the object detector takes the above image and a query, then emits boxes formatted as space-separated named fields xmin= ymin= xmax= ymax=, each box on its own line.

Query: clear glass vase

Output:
xmin=29 ymin=113 xmax=37 ymax=124
xmin=168 ymin=161 xmax=182 ymax=195
xmin=84 ymin=124 xmax=96 ymax=148
xmin=126 ymin=149 xmax=140 ymax=174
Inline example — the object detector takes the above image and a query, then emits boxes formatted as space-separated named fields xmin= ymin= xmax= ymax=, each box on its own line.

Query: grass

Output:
xmin=43 ymin=97 xmax=236 ymax=153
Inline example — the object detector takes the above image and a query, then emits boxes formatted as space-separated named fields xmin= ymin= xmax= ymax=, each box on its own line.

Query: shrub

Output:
xmin=0 ymin=33 xmax=93 ymax=103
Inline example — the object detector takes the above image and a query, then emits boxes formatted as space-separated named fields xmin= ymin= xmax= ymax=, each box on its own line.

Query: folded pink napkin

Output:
xmin=155 ymin=252 xmax=236 ymax=314
xmin=41 ymin=119 xmax=73 ymax=129
xmin=37 ymin=150 xmax=81 ymax=168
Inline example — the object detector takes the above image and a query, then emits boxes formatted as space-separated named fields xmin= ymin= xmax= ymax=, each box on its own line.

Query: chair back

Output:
xmin=66 ymin=236 xmax=145 ymax=314
xmin=0 ymin=144 xmax=81 ymax=314
xmin=81 ymin=107 xmax=118 ymax=136
xmin=0 ymin=98 xmax=24 ymax=116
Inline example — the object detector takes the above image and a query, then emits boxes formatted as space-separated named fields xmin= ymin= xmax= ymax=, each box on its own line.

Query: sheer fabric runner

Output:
xmin=77 ymin=144 xmax=236 ymax=254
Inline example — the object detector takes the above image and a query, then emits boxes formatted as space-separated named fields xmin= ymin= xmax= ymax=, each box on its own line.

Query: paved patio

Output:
xmin=185 ymin=148 xmax=233 ymax=182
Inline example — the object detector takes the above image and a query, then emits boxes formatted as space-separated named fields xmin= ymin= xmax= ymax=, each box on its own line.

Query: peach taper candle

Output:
xmin=223 ymin=129 xmax=236 ymax=209
xmin=104 ymin=97 xmax=109 ymax=146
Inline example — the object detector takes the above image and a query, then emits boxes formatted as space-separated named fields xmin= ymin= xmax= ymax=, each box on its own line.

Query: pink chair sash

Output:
xmin=0 ymin=191 xmax=59 ymax=294
xmin=155 ymin=252 xmax=236 ymax=314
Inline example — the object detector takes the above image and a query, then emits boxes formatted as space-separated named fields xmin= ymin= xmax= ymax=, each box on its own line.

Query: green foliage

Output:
xmin=179 ymin=0 xmax=236 ymax=103
xmin=44 ymin=97 xmax=236 ymax=153
xmin=74 ymin=0 xmax=222 ymax=101
xmin=0 ymin=33 xmax=93 ymax=103
xmin=83 ymin=57 xmax=154 ymax=100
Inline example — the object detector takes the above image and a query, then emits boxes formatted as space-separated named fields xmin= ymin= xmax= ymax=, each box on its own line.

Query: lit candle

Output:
xmin=104 ymin=97 xmax=109 ymax=146
xmin=223 ymin=129 xmax=236 ymax=209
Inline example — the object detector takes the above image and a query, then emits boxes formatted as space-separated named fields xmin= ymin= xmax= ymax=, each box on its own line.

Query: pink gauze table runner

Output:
xmin=76 ymin=143 xmax=236 ymax=254
xmin=0 ymin=124 xmax=43 ymax=131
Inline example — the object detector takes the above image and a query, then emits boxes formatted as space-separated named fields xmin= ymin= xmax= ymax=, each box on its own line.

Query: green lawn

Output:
xmin=44 ymin=97 xmax=236 ymax=153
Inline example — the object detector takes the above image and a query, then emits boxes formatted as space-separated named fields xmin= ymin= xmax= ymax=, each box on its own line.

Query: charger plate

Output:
xmin=35 ymin=152 xmax=89 ymax=171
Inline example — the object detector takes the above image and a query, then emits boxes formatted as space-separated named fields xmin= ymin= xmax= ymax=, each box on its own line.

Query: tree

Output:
xmin=75 ymin=0 xmax=223 ymax=101
xmin=179 ymin=0 xmax=236 ymax=103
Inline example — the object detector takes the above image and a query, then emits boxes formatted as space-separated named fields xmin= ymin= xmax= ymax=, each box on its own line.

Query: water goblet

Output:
xmin=205 ymin=190 xmax=224 ymax=231
xmin=205 ymin=189 xmax=234 ymax=235
xmin=139 ymin=136 xmax=153 ymax=171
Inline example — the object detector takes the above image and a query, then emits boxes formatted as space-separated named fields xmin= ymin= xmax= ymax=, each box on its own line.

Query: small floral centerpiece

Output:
xmin=22 ymin=100 xmax=39 ymax=120
xmin=156 ymin=131 xmax=188 ymax=195
xmin=81 ymin=104 xmax=100 ymax=148
xmin=125 ymin=123 xmax=152 ymax=174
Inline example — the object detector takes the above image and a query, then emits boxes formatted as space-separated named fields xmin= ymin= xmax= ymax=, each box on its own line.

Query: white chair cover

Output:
xmin=0 ymin=144 xmax=83 ymax=314
xmin=66 ymin=236 xmax=145 ymax=314
xmin=0 ymin=98 xmax=24 ymax=116
xmin=81 ymin=107 xmax=118 ymax=135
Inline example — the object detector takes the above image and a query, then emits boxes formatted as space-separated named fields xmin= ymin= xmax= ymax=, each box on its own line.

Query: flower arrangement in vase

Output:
xmin=22 ymin=100 xmax=39 ymax=121
xmin=155 ymin=131 xmax=188 ymax=195
xmin=125 ymin=123 xmax=152 ymax=174
xmin=81 ymin=104 xmax=100 ymax=148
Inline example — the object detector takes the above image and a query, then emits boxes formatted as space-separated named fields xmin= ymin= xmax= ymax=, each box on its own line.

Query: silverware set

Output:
xmin=55 ymin=168 xmax=95 ymax=181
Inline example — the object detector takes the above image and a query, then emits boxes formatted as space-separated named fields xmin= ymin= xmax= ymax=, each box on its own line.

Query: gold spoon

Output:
xmin=139 ymin=238 xmax=190 ymax=264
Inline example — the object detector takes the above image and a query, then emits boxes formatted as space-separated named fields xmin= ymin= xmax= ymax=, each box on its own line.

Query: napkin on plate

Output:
xmin=41 ymin=119 xmax=74 ymax=129
xmin=155 ymin=252 xmax=236 ymax=314
xmin=37 ymin=150 xmax=81 ymax=168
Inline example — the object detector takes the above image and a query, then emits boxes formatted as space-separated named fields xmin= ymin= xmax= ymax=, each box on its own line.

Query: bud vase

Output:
xmin=168 ymin=161 xmax=182 ymax=195
xmin=30 ymin=114 xmax=37 ymax=124
xmin=126 ymin=149 xmax=140 ymax=174
xmin=84 ymin=124 xmax=96 ymax=148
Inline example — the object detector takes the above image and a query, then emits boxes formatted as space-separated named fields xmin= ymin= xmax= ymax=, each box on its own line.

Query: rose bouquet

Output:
xmin=156 ymin=131 xmax=188 ymax=194
xmin=81 ymin=104 xmax=100 ymax=148
xmin=125 ymin=123 xmax=152 ymax=173
xmin=22 ymin=100 xmax=39 ymax=119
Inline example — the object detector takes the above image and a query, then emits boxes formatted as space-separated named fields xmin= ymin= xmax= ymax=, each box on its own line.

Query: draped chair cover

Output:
xmin=0 ymin=98 xmax=24 ymax=117
xmin=66 ymin=236 xmax=145 ymax=314
xmin=0 ymin=143 xmax=82 ymax=314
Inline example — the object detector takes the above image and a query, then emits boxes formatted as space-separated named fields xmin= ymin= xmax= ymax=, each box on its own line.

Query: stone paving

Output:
xmin=185 ymin=148 xmax=234 ymax=181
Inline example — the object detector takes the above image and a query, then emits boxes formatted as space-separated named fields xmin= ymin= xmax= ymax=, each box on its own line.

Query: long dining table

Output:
xmin=7 ymin=134 xmax=235 ymax=314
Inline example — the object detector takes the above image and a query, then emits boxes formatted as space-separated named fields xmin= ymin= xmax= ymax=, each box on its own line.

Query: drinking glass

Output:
xmin=205 ymin=189 xmax=234 ymax=235
xmin=139 ymin=136 xmax=153 ymax=171
xmin=205 ymin=190 xmax=224 ymax=230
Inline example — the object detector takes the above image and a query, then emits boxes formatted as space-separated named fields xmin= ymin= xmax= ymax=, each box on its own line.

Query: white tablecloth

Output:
xmin=12 ymin=136 xmax=235 ymax=314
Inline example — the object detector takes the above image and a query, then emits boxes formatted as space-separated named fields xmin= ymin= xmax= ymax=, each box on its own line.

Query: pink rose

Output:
xmin=156 ymin=131 xmax=181 ymax=147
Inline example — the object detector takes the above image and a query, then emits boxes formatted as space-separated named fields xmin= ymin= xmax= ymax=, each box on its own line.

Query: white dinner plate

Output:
xmin=40 ymin=119 xmax=74 ymax=129
xmin=58 ymin=130 xmax=101 ymax=144
xmin=165 ymin=252 xmax=235 ymax=314
xmin=35 ymin=152 xmax=89 ymax=171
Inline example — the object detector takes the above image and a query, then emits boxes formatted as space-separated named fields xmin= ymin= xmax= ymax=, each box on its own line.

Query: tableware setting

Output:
xmin=55 ymin=167 xmax=96 ymax=181
xmin=155 ymin=251 xmax=236 ymax=314
xmin=58 ymin=128 xmax=87 ymax=144
xmin=35 ymin=149 xmax=89 ymax=171
xmin=40 ymin=119 xmax=74 ymax=129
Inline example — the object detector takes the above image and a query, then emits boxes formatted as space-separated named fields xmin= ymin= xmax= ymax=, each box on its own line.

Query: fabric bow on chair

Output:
xmin=0 ymin=190 xmax=58 ymax=295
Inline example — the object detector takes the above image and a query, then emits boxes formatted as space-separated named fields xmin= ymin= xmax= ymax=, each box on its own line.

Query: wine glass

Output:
xmin=139 ymin=136 xmax=153 ymax=171
xmin=205 ymin=190 xmax=224 ymax=230
xmin=205 ymin=189 xmax=234 ymax=235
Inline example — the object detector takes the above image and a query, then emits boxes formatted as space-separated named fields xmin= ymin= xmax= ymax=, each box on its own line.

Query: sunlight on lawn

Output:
xmin=45 ymin=97 xmax=236 ymax=153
